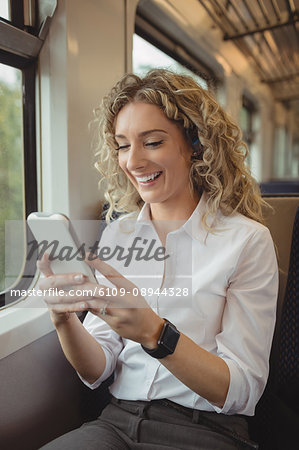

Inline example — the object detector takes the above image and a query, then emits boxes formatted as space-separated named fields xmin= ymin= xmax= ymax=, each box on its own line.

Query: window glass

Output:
xmin=273 ymin=126 xmax=287 ymax=179
xmin=292 ymin=139 xmax=299 ymax=177
xmin=240 ymin=102 xmax=254 ymax=152
xmin=0 ymin=0 xmax=10 ymax=20
xmin=240 ymin=98 xmax=256 ymax=171
xmin=0 ymin=63 xmax=25 ymax=293
xmin=133 ymin=34 xmax=207 ymax=89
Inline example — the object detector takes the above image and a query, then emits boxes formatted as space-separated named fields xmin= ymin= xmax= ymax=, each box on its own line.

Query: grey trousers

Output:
xmin=40 ymin=397 xmax=256 ymax=450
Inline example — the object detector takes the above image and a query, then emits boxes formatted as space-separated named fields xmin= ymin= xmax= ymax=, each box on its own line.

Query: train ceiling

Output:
xmin=198 ymin=0 xmax=299 ymax=108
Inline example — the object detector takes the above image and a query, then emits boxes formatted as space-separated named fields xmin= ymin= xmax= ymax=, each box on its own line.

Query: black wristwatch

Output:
xmin=141 ymin=319 xmax=180 ymax=359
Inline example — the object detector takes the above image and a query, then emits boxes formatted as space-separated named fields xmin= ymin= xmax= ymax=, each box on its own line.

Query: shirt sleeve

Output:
xmin=213 ymin=226 xmax=278 ymax=415
xmin=76 ymin=223 xmax=124 ymax=389
xmin=77 ymin=311 xmax=124 ymax=389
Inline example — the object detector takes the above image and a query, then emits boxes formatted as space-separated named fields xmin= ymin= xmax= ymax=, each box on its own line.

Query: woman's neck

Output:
xmin=149 ymin=191 xmax=201 ymax=246
xmin=149 ymin=191 xmax=201 ymax=222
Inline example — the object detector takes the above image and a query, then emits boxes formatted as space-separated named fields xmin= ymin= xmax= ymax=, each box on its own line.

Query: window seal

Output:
xmin=0 ymin=19 xmax=43 ymax=59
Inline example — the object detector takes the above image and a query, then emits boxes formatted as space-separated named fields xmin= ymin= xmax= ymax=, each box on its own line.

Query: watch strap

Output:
xmin=141 ymin=318 xmax=180 ymax=359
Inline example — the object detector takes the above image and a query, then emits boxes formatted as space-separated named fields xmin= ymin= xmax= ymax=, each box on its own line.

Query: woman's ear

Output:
xmin=186 ymin=127 xmax=203 ymax=156
xmin=189 ymin=135 xmax=203 ymax=160
xmin=192 ymin=138 xmax=200 ymax=151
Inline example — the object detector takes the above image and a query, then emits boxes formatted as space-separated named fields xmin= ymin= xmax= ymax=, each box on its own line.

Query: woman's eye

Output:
xmin=115 ymin=140 xmax=163 ymax=151
xmin=145 ymin=140 xmax=163 ymax=148
xmin=116 ymin=144 xmax=130 ymax=151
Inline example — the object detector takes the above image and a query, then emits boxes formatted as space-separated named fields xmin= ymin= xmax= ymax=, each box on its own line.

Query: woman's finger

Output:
xmin=38 ymin=271 xmax=88 ymax=290
xmin=79 ymin=278 xmax=148 ymax=309
xmin=36 ymin=253 xmax=54 ymax=277
xmin=85 ymin=253 xmax=133 ymax=290
xmin=41 ymin=282 xmax=114 ymax=303
xmin=43 ymin=290 xmax=108 ymax=308
xmin=80 ymin=282 xmax=139 ymax=308
xmin=48 ymin=302 xmax=92 ymax=313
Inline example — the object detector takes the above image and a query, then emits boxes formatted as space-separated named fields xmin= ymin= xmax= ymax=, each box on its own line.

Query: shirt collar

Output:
xmin=134 ymin=191 xmax=216 ymax=243
xmin=182 ymin=191 xmax=216 ymax=243
xmin=136 ymin=202 xmax=151 ymax=222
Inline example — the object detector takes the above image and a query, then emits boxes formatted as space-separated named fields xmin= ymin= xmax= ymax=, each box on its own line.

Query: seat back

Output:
xmin=250 ymin=196 xmax=299 ymax=449
xmin=262 ymin=196 xmax=299 ymax=379
xmin=277 ymin=206 xmax=299 ymax=389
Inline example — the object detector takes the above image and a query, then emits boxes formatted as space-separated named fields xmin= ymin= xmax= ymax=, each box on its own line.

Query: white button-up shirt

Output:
xmin=79 ymin=192 xmax=278 ymax=416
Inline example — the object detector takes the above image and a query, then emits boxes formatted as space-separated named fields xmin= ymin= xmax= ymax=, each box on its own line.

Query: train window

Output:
xmin=0 ymin=1 xmax=10 ymax=21
xmin=273 ymin=126 xmax=288 ymax=179
xmin=293 ymin=139 xmax=299 ymax=176
xmin=0 ymin=6 xmax=43 ymax=307
xmin=240 ymin=95 xmax=263 ymax=182
xmin=0 ymin=63 xmax=25 ymax=295
xmin=240 ymin=96 xmax=256 ymax=149
xmin=133 ymin=34 xmax=208 ymax=89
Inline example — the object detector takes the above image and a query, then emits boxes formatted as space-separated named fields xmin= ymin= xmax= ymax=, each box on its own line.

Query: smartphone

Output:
xmin=27 ymin=212 xmax=97 ymax=282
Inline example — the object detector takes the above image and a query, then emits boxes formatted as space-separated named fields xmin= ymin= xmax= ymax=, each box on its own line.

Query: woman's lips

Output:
xmin=136 ymin=171 xmax=163 ymax=186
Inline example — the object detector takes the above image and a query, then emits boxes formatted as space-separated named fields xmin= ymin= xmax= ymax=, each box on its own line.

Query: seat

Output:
xmin=249 ymin=201 xmax=299 ymax=450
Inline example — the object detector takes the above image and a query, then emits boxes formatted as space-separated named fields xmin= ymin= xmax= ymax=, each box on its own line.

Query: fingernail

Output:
xmin=74 ymin=274 xmax=83 ymax=282
xmin=86 ymin=253 xmax=97 ymax=261
xmin=80 ymin=303 xmax=85 ymax=309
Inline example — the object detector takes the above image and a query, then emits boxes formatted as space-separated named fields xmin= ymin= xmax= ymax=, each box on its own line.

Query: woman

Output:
xmin=39 ymin=69 xmax=278 ymax=449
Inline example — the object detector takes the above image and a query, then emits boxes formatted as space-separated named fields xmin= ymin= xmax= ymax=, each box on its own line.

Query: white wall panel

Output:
xmin=38 ymin=0 xmax=139 ymax=222
xmin=0 ymin=0 xmax=140 ymax=358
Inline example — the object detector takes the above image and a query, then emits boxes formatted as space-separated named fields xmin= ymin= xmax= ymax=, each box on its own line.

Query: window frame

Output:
xmin=241 ymin=95 xmax=256 ymax=148
xmin=0 ymin=12 xmax=38 ymax=307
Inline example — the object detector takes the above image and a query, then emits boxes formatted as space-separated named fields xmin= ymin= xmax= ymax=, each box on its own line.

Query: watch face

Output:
xmin=158 ymin=323 xmax=180 ymax=352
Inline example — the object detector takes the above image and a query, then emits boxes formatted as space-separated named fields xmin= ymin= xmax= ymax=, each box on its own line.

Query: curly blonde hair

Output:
xmin=93 ymin=68 xmax=266 ymax=226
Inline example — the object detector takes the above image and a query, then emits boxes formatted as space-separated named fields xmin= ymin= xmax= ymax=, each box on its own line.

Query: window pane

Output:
xmin=240 ymin=98 xmax=262 ymax=180
xmin=240 ymin=106 xmax=249 ymax=133
xmin=0 ymin=63 xmax=25 ymax=293
xmin=0 ymin=0 xmax=10 ymax=20
xmin=273 ymin=127 xmax=287 ymax=178
xmin=133 ymin=34 xmax=207 ymax=89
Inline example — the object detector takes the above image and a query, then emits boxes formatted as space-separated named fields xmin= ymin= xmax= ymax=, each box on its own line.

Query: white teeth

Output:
xmin=136 ymin=172 xmax=161 ymax=182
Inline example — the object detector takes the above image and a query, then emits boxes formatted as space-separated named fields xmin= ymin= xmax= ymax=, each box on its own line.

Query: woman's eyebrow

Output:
xmin=115 ymin=129 xmax=168 ymax=138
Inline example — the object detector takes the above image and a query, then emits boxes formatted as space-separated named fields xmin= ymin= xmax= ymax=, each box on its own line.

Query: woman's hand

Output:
xmin=37 ymin=253 xmax=164 ymax=346
xmin=37 ymin=253 xmax=88 ymax=326
xmin=86 ymin=254 xmax=165 ymax=347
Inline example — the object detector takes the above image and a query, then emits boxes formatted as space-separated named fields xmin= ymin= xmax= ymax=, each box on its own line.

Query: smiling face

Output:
xmin=114 ymin=102 xmax=198 ymax=217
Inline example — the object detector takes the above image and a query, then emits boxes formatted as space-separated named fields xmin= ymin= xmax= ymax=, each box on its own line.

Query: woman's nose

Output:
xmin=126 ymin=145 xmax=145 ymax=172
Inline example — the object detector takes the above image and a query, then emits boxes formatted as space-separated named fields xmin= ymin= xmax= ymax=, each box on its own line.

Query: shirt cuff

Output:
xmin=76 ymin=346 xmax=113 ymax=390
xmin=210 ymin=358 xmax=250 ymax=415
